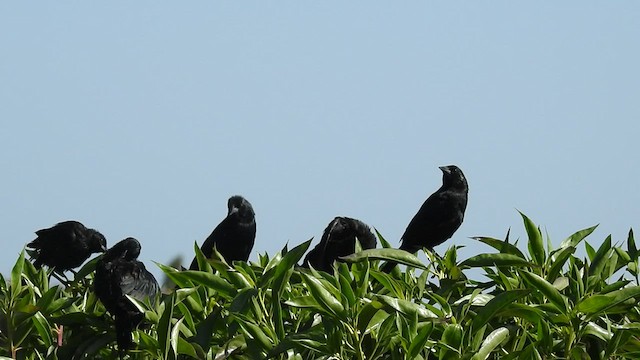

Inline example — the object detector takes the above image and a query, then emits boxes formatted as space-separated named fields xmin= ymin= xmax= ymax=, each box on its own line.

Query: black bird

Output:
xmin=94 ymin=237 xmax=160 ymax=354
xmin=303 ymin=217 xmax=377 ymax=272
xmin=27 ymin=220 xmax=107 ymax=272
xmin=400 ymin=165 xmax=468 ymax=252
xmin=189 ymin=195 xmax=256 ymax=270
xmin=383 ymin=165 xmax=468 ymax=272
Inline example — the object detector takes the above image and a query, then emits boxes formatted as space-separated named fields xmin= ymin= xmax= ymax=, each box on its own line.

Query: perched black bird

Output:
xmin=303 ymin=217 xmax=377 ymax=272
xmin=94 ymin=237 xmax=160 ymax=354
xmin=400 ymin=165 xmax=468 ymax=252
xmin=383 ymin=165 xmax=468 ymax=272
xmin=27 ymin=220 xmax=107 ymax=272
xmin=189 ymin=195 xmax=256 ymax=270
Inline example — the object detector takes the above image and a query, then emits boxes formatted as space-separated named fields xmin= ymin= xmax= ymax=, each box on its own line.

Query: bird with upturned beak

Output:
xmin=383 ymin=165 xmax=468 ymax=272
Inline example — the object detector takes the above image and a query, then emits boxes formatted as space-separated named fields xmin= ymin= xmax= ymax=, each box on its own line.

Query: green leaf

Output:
xmin=177 ymin=271 xmax=237 ymax=299
xmin=577 ymin=285 xmax=640 ymax=316
xmin=31 ymin=311 xmax=53 ymax=349
xmin=373 ymin=294 xmax=438 ymax=319
xmin=439 ymin=323 xmax=463 ymax=360
xmin=337 ymin=264 xmax=356 ymax=308
xmin=547 ymin=246 xmax=576 ymax=281
xmin=299 ymin=272 xmax=345 ymax=318
xmin=628 ymin=229 xmax=637 ymax=259
xmin=461 ymin=253 xmax=533 ymax=268
xmin=408 ymin=322 xmax=434 ymax=358
xmin=11 ymin=249 xmax=25 ymax=299
xmin=472 ymin=327 xmax=509 ymax=360
xmin=590 ymin=235 xmax=612 ymax=277
xmin=558 ymin=225 xmax=598 ymax=249
xmin=472 ymin=236 xmax=525 ymax=258
xmin=157 ymin=293 xmax=176 ymax=359
xmin=341 ymin=248 xmax=428 ymax=270
xmin=232 ymin=313 xmax=273 ymax=352
xmin=520 ymin=212 xmax=545 ymax=266
xmin=520 ymin=270 xmax=567 ymax=314
xmin=171 ymin=316 xmax=185 ymax=356
xmin=471 ymin=290 xmax=530 ymax=330
xmin=270 ymin=240 xmax=311 ymax=286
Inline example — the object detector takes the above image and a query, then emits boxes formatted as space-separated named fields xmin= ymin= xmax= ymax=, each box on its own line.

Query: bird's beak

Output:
xmin=439 ymin=166 xmax=450 ymax=174
xmin=101 ymin=244 xmax=108 ymax=252
xmin=228 ymin=206 xmax=240 ymax=216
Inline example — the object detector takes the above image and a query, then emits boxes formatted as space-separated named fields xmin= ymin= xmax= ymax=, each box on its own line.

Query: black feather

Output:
xmin=383 ymin=165 xmax=468 ymax=272
xmin=27 ymin=220 xmax=107 ymax=272
xmin=303 ymin=217 xmax=377 ymax=272
xmin=94 ymin=237 xmax=159 ymax=354
xmin=189 ymin=195 xmax=256 ymax=270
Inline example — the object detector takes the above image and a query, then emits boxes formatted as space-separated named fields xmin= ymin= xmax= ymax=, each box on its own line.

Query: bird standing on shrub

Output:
xmin=27 ymin=220 xmax=107 ymax=272
xmin=303 ymin=217 xmax=377 ymax=272
xmin=383 ymin=165 xmax=468 ymax=272
xmin=189 ymin=195 xmax=256 ymax=270
xmin=94 ymin=237 xmax=159 ymax=355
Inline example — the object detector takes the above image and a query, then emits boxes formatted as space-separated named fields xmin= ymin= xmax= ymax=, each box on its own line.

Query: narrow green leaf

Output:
xmin=373 ymin=294 xmax=438 ymax=319
xmin=375 ymin=229 xmax=392 ymax=248
xmin=472 ymin=236 xmax=525 ymax=258
xmin=408 ymin=322 xmax=434 ymax=358
xmin=547 ymin=246 xmax=576 ymax=281
xmin=590 ymin=235 xmax=612 ymax=276
xmin=341 ymin=248 xmax=428 ymax=270
xmin=337 ymin=265 xmax=356 ymax=308
xmin=11 ymin=249 xmax=25 ymax=299
xmin=520 ymin=271 xmax=567 ymax=314
xmin=585 ymin=241 xmax=595 ymax=260
xmin=284 ymin=296 xmax=319 ymax=309
xmin=577 ymin=285 xmax=640 ymax=315
xmin=439 ymin=324 xmax=463 ymax=360
xmin=628 ymin=229 xmax=637 ymax=259
xmin=31 ymin=311 xmax=53 ymax=349
xmin=157 ymin=293 xmax=176 ymax=359
xmin=176 ymin=336 xmax=198 ymax=358
xmin=471 ymin=290 xmax=530 ymax=330
xmin=461 ymin=253 xmax=533 ymax=268
xmin=583 ymin=322 xmax=612 ymax=341
xmin=177 ymin=271 xmax=237 ymax=299
xmin=472 ymin=327 xmax=509 ymax=360
xmin=559 ymin=225 xmax=598 ymax=249
xmin=171 ymin=317 xmax=185 ymax=356
xmin=300 ymin=272 xmax=345 ymax=318
xmin=520 ymin=212 xmax=545 ymax=266
xmin=270 ymin=239 xmax=311 ymax=285
xmin=232 ymin=313 xmax=273 ymax=352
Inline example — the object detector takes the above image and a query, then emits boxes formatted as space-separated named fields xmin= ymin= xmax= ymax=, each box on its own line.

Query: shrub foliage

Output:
xmin=2 ymin=213 xmax=640 ymax=359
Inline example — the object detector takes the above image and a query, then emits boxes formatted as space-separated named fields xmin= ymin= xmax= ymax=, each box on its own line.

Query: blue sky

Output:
xmin=1 ymin=3 xmax=638 ymax=280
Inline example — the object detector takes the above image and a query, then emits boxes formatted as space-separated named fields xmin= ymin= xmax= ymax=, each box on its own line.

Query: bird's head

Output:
xmin=227 ymin=195 xmax=255 ymax=224
xmin=439 ymin=165 xmax=468 ymax=191
xmin=88 ymin=229 xmax=108 ymax=253
xmin=105 ymin=237 xmax=142 ymax=261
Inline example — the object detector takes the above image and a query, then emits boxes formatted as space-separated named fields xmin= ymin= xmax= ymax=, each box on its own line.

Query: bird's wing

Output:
xmin=119 ymin=262 xmax=160 ymax=302
xmin=199 ymin=216 xmax=233 ymax=258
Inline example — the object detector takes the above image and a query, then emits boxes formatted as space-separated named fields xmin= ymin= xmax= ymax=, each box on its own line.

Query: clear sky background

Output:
xmin=1 ymin=3 xmax=638 ymax=280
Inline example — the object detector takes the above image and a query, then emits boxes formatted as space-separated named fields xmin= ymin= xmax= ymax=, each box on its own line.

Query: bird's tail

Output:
xmin=115 ymin=315 xmax=134 ymax=354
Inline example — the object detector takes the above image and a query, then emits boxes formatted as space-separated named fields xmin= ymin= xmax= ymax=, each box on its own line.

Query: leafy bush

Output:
xmin=2 ymin=213 xmax=640 ymax=359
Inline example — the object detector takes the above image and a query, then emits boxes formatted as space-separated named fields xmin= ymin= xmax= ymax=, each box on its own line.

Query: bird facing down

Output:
xmin=27 ymin=220 xmax=107 ymax=272
xmin=189 ymin=195 xmax=256 ymax=270
xmin=303 ymin=217 xmax=378 ymax=272
xmin=399 ymin=165 xmax=468 ymax=253
xmin=94 ymin=237 xmax=160 ymax=354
